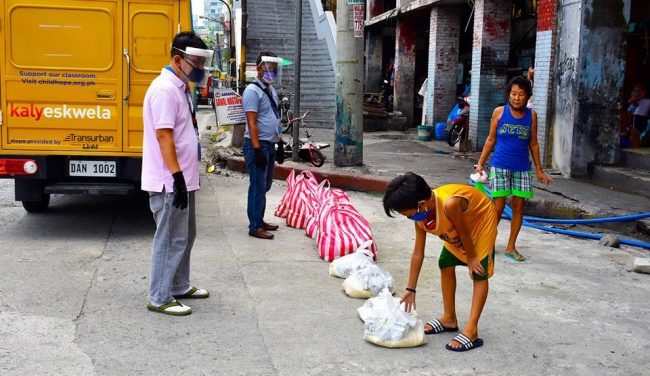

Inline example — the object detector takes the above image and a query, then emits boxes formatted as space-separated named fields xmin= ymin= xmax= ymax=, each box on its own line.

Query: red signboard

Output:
xmin=354 ymin=5 xmax=364 ymax=38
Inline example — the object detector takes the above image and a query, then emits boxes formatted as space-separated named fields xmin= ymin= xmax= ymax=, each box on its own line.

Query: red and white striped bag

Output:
xmin=285 ymin=170 xmax=319 ymax=229
xmin=274 ymin=169 xmax=297 ymax=218
xmin=305 ymin=186 xmax=350 ymax=239
xmin=317 ymin=200 xmax=378 ymax=261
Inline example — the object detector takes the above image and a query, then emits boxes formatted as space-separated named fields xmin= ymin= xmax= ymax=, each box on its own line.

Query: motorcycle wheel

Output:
xmin=447 ymin=125 xmax=464 ymax=146
xmin=281 ymin=110 xmax=294 ymax=134
xmin=308 ymin=147 xmax=325 ymax=167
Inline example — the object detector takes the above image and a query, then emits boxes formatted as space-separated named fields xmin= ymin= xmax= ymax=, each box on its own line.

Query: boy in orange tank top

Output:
xmin=383 ymin=172 xmax=498 ymax=352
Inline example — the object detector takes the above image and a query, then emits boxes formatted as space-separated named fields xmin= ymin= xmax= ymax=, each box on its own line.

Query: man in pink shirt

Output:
xmin=141 ymin=31 xmax=212 ymax=316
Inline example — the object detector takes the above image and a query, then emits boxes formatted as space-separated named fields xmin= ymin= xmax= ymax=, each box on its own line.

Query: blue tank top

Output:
xmin=489 ymin=105 xmax=532 ymax=172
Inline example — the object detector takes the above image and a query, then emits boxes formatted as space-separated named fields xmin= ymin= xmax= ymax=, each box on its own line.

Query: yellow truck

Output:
xmin=0 ymin=0 xmax=191 ymax=211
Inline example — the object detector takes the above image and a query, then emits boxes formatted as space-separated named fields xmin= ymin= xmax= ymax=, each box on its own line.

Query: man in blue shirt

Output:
xmin=242 ymin=51 xmax=283 ymax=239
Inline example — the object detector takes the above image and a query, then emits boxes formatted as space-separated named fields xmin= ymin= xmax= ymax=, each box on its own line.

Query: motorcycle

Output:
xmin=447 ymin=95 xmax=470 ymax=147
xmin=443 ymin=85 xmax=471 ymax=146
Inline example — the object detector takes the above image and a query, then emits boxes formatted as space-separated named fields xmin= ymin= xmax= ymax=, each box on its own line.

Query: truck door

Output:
xmin=122 ymin=0 xmax=181 ymax=153
xmin=1 ymin=0 xmax=123 ymax=153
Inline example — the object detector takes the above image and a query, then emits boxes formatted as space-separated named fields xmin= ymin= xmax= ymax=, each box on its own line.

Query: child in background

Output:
xmin=630 ymin=84 xmax=650 ymax=148
xmin=626 ymin=83 xmax=643 ymax=141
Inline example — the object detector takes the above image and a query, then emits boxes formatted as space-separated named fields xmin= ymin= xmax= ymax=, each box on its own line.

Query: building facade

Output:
xmin=365 ymin=0 xmax=642 ymax=177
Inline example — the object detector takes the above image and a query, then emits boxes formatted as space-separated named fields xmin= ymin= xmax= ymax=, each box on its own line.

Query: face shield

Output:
xmin=258 ymin=56 xmax=283 ymax=85
xmin=173 ymin=46 xmax=214 ymax=87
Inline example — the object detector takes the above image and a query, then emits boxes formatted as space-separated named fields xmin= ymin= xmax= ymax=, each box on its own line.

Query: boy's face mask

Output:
xmin=407 ymin=202 xmax=429 ymax=221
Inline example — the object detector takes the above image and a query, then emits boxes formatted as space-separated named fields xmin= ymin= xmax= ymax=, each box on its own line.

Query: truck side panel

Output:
xmin=2 ymin=0 xmax=123 ymax=154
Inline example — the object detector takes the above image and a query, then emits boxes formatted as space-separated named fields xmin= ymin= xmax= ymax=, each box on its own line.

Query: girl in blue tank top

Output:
xmin=474 ymin=76 xmax=554 ymax=262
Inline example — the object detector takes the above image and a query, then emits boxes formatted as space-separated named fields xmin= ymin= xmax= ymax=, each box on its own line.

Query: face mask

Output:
xmin=261 ymin=70 xmax=277 ymax=84
xmin=181 ymin=58 xmax=206 ymax=83
xmin=407 ymin=206 xmax=429 ymax=221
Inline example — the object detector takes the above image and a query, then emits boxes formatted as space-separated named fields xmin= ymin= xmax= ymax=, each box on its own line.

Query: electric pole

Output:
xmin=334 ymin=0 xmax=365 ymax=166
xmin=292 ymin=0 xmax=302 ymax=161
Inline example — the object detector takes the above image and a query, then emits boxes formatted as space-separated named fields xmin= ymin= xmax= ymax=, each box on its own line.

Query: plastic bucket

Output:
xmin=434 ymin=122 xmax=447 ymax=140
xmin=417 ymin=125 xmax=433 ymax=141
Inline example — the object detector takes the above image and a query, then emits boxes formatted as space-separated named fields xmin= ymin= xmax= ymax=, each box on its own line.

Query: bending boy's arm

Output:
xmin=401 ymin=223 xmax=426 ymax=312
xmin=445 ymin=197 xmax=477 ymax=259
xmin=446 ymin=197 xmax=485 ymax=278
xmin=406 ymin=223 xmax=427 ymax=290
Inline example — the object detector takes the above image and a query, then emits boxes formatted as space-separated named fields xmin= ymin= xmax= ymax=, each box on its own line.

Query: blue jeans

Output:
xmin=243 ymin=138 xmax=276 ymax=232
xmin=148 ymin=189 xmax=196 ymax=306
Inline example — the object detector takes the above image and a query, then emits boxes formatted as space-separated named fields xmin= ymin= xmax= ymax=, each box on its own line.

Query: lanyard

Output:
xmin=251 ymin=81 xmax=279 ymax=119
xmin=183 ymin=84 xmax=199 ymax=132
xmin=251 ymin=80 xmax=282 ymax=137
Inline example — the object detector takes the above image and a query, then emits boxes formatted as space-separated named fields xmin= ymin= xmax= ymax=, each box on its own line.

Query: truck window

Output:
xmin=9 ymin=6 xmax=114 ymax=70
xmin=131 ymin=13 xmax=174 ymax=72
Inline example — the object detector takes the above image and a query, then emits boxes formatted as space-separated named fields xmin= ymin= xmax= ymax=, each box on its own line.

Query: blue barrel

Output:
xmin=417 ymin=125 xmax=433 ymax=141
xmin=435 ymin=122 xmax=447 ymax=140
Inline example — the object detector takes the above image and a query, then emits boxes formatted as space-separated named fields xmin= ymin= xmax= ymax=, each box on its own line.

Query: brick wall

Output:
xmin=533 ymin=0 xmax=558 ymax=167
xmin=469 ymin=0 xmax=511 ymax=149
xmin=537 ymin=0 xmax=556 ymax=32
xmin=427 ymin=6 xmax=461 ymax=126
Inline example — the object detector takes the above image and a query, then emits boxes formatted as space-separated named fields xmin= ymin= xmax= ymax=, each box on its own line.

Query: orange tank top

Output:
xmin=417 ymin=184 xmax=497 ymax=262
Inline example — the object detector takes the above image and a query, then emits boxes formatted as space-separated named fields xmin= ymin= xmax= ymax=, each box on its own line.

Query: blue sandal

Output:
xmin=504 ymin=252 xmax=525 ymax=262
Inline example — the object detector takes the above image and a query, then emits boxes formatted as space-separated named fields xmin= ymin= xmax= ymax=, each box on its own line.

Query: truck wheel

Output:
xmin=22 ymin=194 xmax=50 ymax=213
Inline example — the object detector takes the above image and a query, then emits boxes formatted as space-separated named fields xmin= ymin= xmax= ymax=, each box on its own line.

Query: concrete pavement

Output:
xmin=1 ymin=161 xmax=649 ymax=374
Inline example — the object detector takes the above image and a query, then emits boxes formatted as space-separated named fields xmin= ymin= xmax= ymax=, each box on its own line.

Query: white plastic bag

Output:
xmin=363 ymin=288 xmax=427 ymax=348
xmin=329 ymin=240 xmax=375 ymax=278
xmin=342 ymin=264 xmax=394 ymax=299
xmin=357 ymin=289 xmax=418 ymax=322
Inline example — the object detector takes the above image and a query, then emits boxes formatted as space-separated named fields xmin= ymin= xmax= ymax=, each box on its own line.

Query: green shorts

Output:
xmin=489 ymin=167 xmax=534 ymax=199
xmin=438 ymin=246 xmax=495 ymax=281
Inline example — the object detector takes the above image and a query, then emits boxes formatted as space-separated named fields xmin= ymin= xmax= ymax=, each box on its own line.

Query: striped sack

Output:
xmin=317 ymin=200 xmax=378 ymax=261
xmin=305 ymin=187 xmax=350 ymax=239
xmin=285 ymin=170 xmax=319 ymax=229
xmin=274 ymin=169 xmax=297 ymax=218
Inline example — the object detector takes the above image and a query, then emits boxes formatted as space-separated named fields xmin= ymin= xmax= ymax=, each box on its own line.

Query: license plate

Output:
xmin=69 ymin=160 xmax=116 ymax=177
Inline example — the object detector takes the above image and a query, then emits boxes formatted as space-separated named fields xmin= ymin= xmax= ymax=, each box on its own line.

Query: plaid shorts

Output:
xmin=489 ymin=167 xmax=533 ymax=198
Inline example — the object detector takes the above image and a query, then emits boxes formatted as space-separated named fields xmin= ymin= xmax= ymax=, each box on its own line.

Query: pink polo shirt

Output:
xmin=141 ymin=68 xmax=199 ymax=192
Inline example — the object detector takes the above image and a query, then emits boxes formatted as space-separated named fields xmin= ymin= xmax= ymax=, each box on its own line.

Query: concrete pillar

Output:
xmin=428 ymin=6 xmax=461 ymax=125
xmin=533 ymin=0 xmax=558 ymax=168
xmin=365 ymin=31 xmax=383 ymax=93
xmin=469 ymin=0 xmax=511 ymax=150
xmin=367 ymin=0 xmax=384 ymax=19
xmin=334 ymin=0 xmax=365 ymax=166
xmin=394 ymin=19 xmax=416 ymax=126
xmin=552 ymin=0 xmax=627 ymax=176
